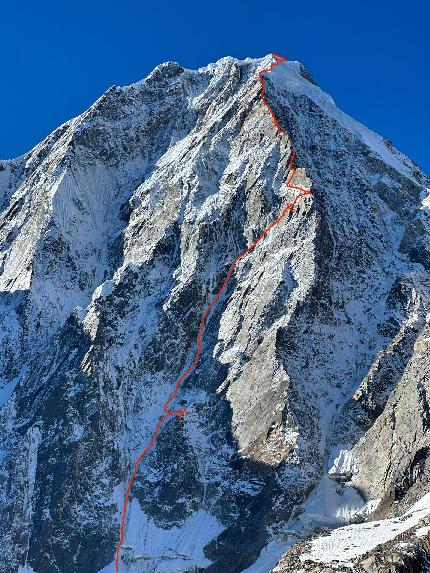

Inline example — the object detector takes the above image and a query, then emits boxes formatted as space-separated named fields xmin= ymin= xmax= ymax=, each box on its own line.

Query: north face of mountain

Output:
xmin=0 ymin=55 xmax=429 ymax=573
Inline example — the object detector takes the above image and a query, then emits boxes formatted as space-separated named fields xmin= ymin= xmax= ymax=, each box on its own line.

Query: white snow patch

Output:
xmin=18 ymin=566 xmax=37 ymax=573
xmin=99 ymin=500 xmax=223 ymax=573
xmin=75 ymin=305 xmax=88 ymax=322
xmin=355 ymin=498 xmax=381 ymax=520
xmin=421 ymin=188 xmax=430 ymax=210
xmin=269 ymin=59 xmax=417 ymax=180
xmin=0 ymin=378 xmax=19 ymax=407
xmin=93 ymin=279 xmax=115 ymax=300
xmin=299 ymin=477 xmax=364 ymax=527
xmin=301 ymin=492 xmax=430 ymax=564
xmin=328 ymin=448 xmax=358 ymax=479
xmin=415 ymin=525 xmax=430 ymax=538
xmin=241 ymin=539 xmax=296 ymax=573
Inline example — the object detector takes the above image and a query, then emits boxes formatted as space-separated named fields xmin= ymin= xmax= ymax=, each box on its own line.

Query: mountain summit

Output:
xmin=0 ymin=55 xmax=429 ymax=573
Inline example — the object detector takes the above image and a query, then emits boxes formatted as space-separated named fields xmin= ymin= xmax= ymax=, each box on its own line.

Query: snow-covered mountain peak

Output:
xmin=0 ymin=55 xmax=429 ymax=573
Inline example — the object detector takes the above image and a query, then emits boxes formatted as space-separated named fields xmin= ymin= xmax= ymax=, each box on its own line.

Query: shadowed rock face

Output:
xmin=0 ymin=55 xmax=429 ymax=573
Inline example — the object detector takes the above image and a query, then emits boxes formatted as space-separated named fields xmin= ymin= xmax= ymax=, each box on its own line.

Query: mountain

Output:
xmin=0 ymin=54 xmax=429 ymax=573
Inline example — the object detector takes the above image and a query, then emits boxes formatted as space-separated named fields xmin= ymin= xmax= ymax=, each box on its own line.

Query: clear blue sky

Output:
xmin=1 ymin=0 xmax=429 ymax=173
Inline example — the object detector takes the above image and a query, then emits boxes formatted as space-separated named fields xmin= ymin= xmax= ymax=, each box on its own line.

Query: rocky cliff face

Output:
xmin=0 ymin=54 xmax=429 ymax=573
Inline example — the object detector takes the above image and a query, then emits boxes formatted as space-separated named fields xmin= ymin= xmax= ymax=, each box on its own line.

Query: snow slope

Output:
xmin=302 ymin=492 xmax=430 ymax=564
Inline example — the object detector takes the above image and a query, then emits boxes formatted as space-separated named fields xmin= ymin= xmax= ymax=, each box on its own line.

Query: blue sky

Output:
xmin=1 ymin=0 xmax=428 ymax=173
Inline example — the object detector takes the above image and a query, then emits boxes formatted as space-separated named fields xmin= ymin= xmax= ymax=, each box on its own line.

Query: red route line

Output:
xmin=115 ymin=53 xmax=312 ymax=572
